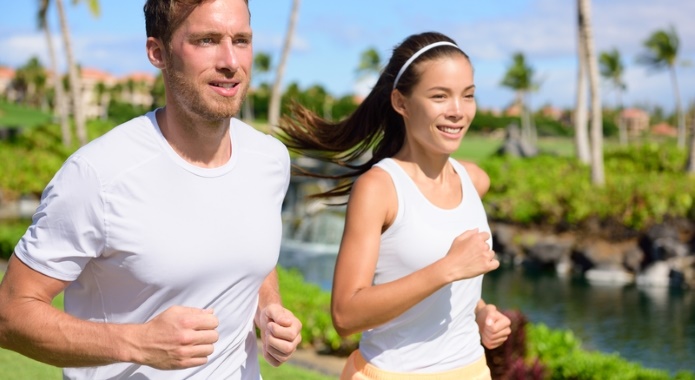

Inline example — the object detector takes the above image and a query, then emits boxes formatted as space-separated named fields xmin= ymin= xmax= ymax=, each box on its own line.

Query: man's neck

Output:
xmin=156 ymin=107 xmax=232 ymax=168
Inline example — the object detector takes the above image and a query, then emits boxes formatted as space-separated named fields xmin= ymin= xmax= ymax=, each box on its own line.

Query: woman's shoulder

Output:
xmin=354 ymin=165 xmax=395 ymax=192
xmin=455 ymin=159 xmax=490 ymax=197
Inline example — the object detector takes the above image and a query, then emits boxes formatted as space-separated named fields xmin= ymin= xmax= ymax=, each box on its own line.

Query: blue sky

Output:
xmin=1 ymin=0 xmax=694 ymax=113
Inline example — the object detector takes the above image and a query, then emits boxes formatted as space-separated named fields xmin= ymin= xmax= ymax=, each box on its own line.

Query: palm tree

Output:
xmin=599 ymin=48 xmax=627 ymax=146
xmin=501 ymin=52 xmax=538 ymax=146
xmin=638 ymin=26 xmax=685 ymax=149
xmin=578 ymin=0 xmax=605 ymax=186
xmin=94 ymin=81 xmax=109 ymax=120
xmin=38 ymin=0 xmax=71 ymax=146
xmin=12 ymin=57 xmax=47 ymax=108
xmin=356 ymin=47 xmax=381 ymax=78
xmin=574 ymin=19 xmax=591 ymax=165
xmin=268 ymin=0 xmax=301 ymax=130
xmin=55 ymin=0 xmax=100 ymax=146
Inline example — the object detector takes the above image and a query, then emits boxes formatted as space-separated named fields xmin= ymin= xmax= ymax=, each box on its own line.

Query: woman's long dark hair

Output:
xmin=277 ymin=31 xmax=469 ymax=199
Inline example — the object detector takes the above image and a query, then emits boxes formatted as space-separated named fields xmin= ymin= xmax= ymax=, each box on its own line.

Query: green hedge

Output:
xmin=527 ymin=324 xmax=695 ymax=380
xmin=0 ymin=221 xmax=30 ymax=260
xmin=277 ymin=266 xmax=359 ymax=354
xmin=481 ymin=142 xmax=694 ymax=230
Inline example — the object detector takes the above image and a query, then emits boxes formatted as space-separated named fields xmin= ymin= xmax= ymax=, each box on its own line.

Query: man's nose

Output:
xmin=217 ymin=40 xmax=239 ymax=72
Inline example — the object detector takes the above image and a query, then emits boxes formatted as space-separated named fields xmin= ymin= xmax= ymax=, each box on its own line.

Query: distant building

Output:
xmin=619 ymin=108 xmax=650 ymax=137
xmin=0 ymin=66 xmax=16 ymax=101
xmin=650 ymin=122 xmax=677 ymax=137
xmin=80 ymin=67 xmax=118 ymax=120
xmin=503 ymin=102 xmax=522 ymax=117
xmin=120 ymin=71 xmax=156 ymax=109
xmin=539 ymin=105 xmax=563 ymax=120
xmin=1 ymin=64 xmax=158 ymax=121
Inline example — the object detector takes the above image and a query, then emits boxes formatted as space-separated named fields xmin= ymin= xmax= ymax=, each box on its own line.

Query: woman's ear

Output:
xmin=146 ymin=37 xmax=166 ymax=70
xmin=391 ymin=89 xmax=407 ymax=118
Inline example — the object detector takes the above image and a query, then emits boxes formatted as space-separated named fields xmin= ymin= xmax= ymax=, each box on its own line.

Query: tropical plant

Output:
xmin=268 ymin=0 xmax=301 ymax=129
xmin=599 ymin=48 xmax=628 ymax=146
xmin=500 ymin=52 xmax=539 ymax=147
xmin=638 ymin=26 xmax=685 ymax=149
xmin=577 ymin=0 xmax=605 ymax=186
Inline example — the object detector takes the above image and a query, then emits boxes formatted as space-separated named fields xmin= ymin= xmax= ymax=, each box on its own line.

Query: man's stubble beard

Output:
xmin=163 ymin=59 xmax=249 ymax=122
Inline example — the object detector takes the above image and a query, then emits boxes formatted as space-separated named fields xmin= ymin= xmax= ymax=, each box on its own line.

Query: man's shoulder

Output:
xmin=80 ymin=112 xmax=155 ymax=151
xmin=232 ymin=118 xmax=289 ymax=158
xmin=70 ymin=112 xmax=160 ymax=176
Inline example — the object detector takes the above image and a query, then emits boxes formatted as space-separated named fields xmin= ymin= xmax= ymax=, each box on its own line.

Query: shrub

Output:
xmin=0 ymin=220 xmax=30 ymax=260
xmin=481 ymin=143 xmax=695 ymax=231
xmin=486 ymin=309 xmax=547 ymax=380
xmin=526 ymin=323 xmax=690 ymax=380
xmin=276 ymin=266 xmax=359 ymax=354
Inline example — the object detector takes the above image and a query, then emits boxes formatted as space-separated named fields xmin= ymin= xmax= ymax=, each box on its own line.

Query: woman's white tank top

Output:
xmin=358 ymin=157 xmax=492 ymax=373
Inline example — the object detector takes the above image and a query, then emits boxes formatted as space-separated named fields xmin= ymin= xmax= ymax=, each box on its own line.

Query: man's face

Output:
xmin=163 ymin=0 xmax=252 ymax=121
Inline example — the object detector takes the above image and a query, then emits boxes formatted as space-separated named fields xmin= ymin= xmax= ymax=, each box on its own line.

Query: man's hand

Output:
xmin=136 ymin=306 xmax=219 ymax=369
xmin=475 ymin=304 xmax=511 ymax=349
xmin=257 ymin=303 xmax=302 ymax=367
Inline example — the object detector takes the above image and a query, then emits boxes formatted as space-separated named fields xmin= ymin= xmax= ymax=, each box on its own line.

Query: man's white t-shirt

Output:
xmin=14 ymin=110 xmax=290 ymax=379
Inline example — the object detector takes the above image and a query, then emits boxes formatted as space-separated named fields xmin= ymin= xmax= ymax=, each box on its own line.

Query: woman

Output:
xmin=279 ymin=31 xmax=511 ymax=379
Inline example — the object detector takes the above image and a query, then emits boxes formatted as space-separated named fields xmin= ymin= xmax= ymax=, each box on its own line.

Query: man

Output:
xmin=0 ymin=0 xmax=302 ymax=378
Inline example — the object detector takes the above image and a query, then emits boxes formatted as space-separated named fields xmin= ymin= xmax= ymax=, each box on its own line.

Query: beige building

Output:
xmin=0 ymin=66 xmax=16 ymax=101
xmin=619 ymin=108 xmax=650 ymax=137
xmin=80 ymin=67 xmax=118 ymax=120
xmin=1 ymin=64 xmax=158 ymax=121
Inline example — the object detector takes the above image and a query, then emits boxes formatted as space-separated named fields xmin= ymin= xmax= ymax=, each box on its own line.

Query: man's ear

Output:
xmin=391 ymin=89 xmax=408 ymax=118
xmin=146 ymin=37 xmax=166 ymax=70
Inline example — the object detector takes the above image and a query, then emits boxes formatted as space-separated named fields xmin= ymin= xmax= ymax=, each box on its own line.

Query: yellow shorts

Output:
xmin=340 ymin=350 xmax=492 ymax=380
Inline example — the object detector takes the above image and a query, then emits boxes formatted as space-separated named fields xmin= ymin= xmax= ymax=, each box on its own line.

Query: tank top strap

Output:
xmin=373 ymin=158 xmax=409 ymax=228
xmin=449 ymin=158 xmax=480 ymax=204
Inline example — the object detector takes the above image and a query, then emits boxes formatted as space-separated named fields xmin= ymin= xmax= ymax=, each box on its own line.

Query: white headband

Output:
xmin=392 ymin=41 xmax=460 ymax=90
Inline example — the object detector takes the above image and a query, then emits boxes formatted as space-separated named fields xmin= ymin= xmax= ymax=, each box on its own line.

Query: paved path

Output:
xmin=286 ymin=345 xmax=345 ymax=377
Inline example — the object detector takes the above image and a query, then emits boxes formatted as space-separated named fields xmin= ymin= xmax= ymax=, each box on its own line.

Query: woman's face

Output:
xmin=395 ymin=54 xmax=476 ymax=156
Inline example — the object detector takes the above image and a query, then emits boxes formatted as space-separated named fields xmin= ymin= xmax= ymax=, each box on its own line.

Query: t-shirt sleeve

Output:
xmin=14 ymin=154 xmax=106 ymax=281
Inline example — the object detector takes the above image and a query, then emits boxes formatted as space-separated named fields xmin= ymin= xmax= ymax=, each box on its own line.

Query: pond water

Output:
xmin=279 ymin=211 xmax=695 ymax=374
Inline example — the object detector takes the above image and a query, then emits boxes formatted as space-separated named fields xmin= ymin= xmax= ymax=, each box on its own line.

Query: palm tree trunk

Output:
xmin=242 ymin=96 xmax=254 ymax=122
xmin=616 ymin=91 xmax=627 ymax=146
xmin=56 ymin=0 xmax=87 ymax=146
xmin=669 ymin=66 xmax=686 ymax=149
xmin=43 ymin=18 xmax=72 ymax=147
xmin=575 ymin=2 xmax=591 ymax=164
xmin=579 ymin=0 xmax=604 ymax=186
xmin=268 ymin=0 xmax=300 ymax=130
xmin=687 ymin=107 xmax=695 ymax=173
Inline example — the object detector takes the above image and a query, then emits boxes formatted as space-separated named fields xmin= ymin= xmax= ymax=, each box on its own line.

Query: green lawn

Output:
xmin=0 ymin=350 xmax=336 ymax=380
xmin=0 ymin=272 xmax=336 ymax=380
xmin=454 ymin=134 xmax=577 ymax=163
xmin=0 ymin=101 xmax=53 ymax=129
